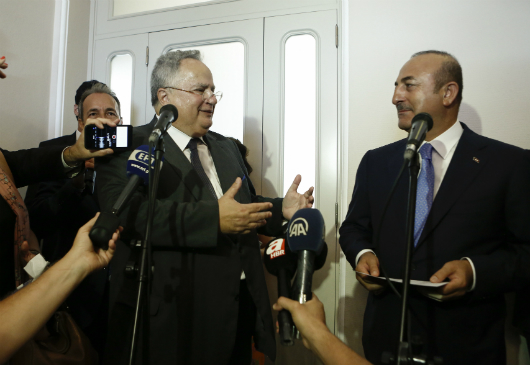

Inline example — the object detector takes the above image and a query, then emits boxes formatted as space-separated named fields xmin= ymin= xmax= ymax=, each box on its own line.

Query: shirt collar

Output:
xmin=166 ymin=124 xmax=207 ymax=152
xmin=426 ymin=121 xmax=464 ymax=159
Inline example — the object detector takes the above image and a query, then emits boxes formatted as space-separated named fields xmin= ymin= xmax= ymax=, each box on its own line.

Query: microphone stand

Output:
xmin=395 ymin=151 xmax=420 ymax=364
xmin=128 ymin=136 xmax=165 ymax=365
xmin=382 ymin=151 xmax=442 ymax=365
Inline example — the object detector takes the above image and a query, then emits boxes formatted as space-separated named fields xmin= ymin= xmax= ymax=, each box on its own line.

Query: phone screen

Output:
xmin=84 ymin=125 xmax=132 ymax=149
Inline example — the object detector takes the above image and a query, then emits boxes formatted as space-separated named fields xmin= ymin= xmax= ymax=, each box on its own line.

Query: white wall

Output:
xmin=0 ymin=0 xmax=55 ymax=151
xmin=342 ymin=1 xmax=530 ymax=363
xmin=62 ymin=0 xmax=91 ymax=135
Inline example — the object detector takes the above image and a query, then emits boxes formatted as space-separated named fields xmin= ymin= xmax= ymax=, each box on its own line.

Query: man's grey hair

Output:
xmin=78 ymin=83 xmax=121 ymax=120
xmin=411 ymin=50 xmax=463 ymax=105
xmin=150 ymin=50 xmax=203 ymax=106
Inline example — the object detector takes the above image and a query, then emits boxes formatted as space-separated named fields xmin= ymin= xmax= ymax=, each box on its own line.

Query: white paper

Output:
xmin=23 ymin=254 xmax=49 ymax=279
xmin=355 ymin=271 xmax=447 ymax=287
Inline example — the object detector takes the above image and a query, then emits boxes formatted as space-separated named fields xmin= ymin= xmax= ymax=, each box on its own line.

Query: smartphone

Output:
xmin=84 ymin=124 xmax=133 ymax=149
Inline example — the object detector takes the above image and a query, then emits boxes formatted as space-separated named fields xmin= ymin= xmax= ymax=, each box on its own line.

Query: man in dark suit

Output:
xmin=24 ymin=81 xmax=121 ymax=357
xmin=97 ymin=50 xmax=313 ymax=365
xmin=339 ymin=50 xmax=530 ymax=365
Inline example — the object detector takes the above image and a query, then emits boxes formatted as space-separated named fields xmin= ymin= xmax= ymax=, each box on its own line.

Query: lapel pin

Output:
xmin=473 ymin=157 xmax=480 ymax=163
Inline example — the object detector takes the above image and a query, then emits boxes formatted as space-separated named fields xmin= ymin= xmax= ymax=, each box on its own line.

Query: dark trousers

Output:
xmin=228 ymin=279 xmax=256 ymax=365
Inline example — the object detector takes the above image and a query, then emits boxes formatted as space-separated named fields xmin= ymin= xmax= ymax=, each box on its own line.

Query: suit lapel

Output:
xmin=204 ymin=134 xmax=243 ymax=201
xmin=416 ymin=124 xmax=488 ymax=247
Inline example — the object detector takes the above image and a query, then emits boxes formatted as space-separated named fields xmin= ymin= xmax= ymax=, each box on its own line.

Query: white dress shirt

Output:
xmin=355 ymin=121 xmax=477 ymax=290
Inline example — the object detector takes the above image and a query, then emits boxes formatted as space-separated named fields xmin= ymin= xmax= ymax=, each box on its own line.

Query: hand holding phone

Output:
xmin=84 ymin=124 xmax=132 ymax=150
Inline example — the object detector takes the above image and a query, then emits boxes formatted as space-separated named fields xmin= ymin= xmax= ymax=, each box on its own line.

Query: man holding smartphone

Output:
xmin=24 ymin=81 xmax=121 ymax=358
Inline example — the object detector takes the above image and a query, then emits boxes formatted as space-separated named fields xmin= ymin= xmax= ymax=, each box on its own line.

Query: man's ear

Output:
xmin=157 ymin=88 xmax=169 ymax=106
xmin=442 ymin=81 xmax=459 ymax=107
xmin=74 ymin=104 xmax=79 ymax=117
xmin=77 ymin=118 xmax=85 ymax=133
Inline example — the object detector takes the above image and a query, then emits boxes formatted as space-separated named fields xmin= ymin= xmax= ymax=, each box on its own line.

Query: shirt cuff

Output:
xmin=461 ymin=257 xmax=476 ymax=291
xmin=61 ymin=146 xmax=82 ymax=178
xmin=356 ymin=249 xmax=376 ymax=266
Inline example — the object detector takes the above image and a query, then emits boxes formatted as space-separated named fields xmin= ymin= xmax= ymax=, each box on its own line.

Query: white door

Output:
xmin=92 ymin=34 xmax=148 ymax=126
xmin=263 ymin=10 xmax=338 ymax=364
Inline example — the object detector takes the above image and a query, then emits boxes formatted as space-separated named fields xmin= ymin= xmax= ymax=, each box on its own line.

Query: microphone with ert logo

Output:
xmin=89 ymin=145 xmax=163 ymax=249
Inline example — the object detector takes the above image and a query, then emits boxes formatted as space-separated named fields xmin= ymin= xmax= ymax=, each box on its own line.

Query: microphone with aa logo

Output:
xmin=287 ymin=208 xmax=327 ymax=305
xmin=263 ymin=235 xmax=298 ymax=346
xmin=89 ymin=145 xmax=163 ymax=249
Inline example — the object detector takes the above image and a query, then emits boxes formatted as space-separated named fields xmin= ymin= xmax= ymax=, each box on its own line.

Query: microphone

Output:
xmin=263 ymin=236 xmax=298 ymax=346
xmin=89 ymin=145 xmax=162 ymax=249
xmin=403 ymin=112 xmax=434 ymax=161
xmin=287 ymin=208 xmax=327 ymax=305
xmin=148 ymin=104 xmax=178 ymax=144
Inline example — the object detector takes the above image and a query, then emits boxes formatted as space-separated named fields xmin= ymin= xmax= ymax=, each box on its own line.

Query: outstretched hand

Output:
xmin=282 ymin=175 xmax=314 ymax=220
xmin=219 ymin=178 xmax=273 ymax=234
xmin=0 ymin=56 xmax=8 ymax=79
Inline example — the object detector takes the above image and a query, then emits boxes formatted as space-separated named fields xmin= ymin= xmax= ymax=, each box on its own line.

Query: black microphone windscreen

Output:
xmin=263 ymin=238 xmax=297 ymax=276
xmin=287 ymin=208 xmax=325 ymax=253
xmin=159 ymin=103 xmax=178 ymax=119
xmin=411 ymin=112 xmax=433 ymax=131
xmin=314 ymin=242 xmax=328 ymax=271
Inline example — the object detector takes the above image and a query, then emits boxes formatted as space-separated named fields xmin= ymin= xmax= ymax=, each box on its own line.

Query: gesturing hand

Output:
xmin=430 ymin=260 xmax=473 ymax=301
xmin=282 ymin=175 xmax=314 ymax=220
xmin=219 ymin=178 xmax=273 ymax=234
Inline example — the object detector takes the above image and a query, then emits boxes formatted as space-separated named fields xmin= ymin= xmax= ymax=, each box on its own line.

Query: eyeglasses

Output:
xmin=163 ymin=86 xmax=223 ymax=102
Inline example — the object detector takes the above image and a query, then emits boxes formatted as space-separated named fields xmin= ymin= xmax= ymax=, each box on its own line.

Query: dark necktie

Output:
xmin=187 ymin=138 xmax=217 ymax=199
xmin=414 ymin=143 xmax=434 ymax=246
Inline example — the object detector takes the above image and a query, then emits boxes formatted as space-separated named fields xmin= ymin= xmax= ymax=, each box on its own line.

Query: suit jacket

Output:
xmin=96 ymin=116 xmax=282 ymax=365
xmin=24 ymin=133 xmax=107 ymax=355
xmin=339 ymin=123 xmax=530 ymax=365
xmin=0 ymin=145 xmax=67 ymax=298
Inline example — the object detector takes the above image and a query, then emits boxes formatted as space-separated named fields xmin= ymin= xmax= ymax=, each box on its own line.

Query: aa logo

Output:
xmin=289 ymin=217 xmax=308 ymax=237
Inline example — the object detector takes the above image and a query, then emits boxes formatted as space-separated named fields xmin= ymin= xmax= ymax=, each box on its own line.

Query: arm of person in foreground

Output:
xmin=0 ymin=214 xmax=120 ymax=364
xmin=273 ymin=294 xmax=372 ymax=365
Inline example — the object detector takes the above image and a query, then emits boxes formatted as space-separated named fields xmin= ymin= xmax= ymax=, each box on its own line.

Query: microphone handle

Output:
xmin=277 ymin=269 xmax=295 ymax=346
xmin=112 ymin=174 xmax=143 ymax=216
xmin=291 ymin=250 xmax=316 ymax=303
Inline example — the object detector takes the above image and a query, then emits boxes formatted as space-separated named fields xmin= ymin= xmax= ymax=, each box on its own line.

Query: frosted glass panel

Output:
xmin=110 ymin=54 xmax=133 ymax=125
xmin=283 ymin=34 xmax=316 ymax=197
xmin=170 ymin=42 xmax=244 ymax=142
xmin=114 ymin=0 xmax=212 ymax=17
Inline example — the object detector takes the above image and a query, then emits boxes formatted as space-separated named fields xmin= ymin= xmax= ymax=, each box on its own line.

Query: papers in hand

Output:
xmin=355 ymin=271 xmax=447 ymax=287
xmin=355 ymin=271 xmax=447 ymax=301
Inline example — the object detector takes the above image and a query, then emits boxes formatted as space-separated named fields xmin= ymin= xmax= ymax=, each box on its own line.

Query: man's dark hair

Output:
xmin=150 ymin=50 xmax=202 ymax=107
xmin=78 ymin=83 xmax=121 ymax=121
xmin=75 ymin=80 xmax=104 ymax=105
xmin=412 ymin=50 xmax=463 ymax=105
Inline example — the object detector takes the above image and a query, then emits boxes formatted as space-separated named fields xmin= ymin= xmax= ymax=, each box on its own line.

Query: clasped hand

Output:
xmin=219 ymin=178 xmax=273 ymax=234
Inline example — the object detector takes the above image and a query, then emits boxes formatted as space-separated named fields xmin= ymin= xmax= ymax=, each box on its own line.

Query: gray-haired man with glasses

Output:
xmin=97 ymin=50 xmax=314 ymax=365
